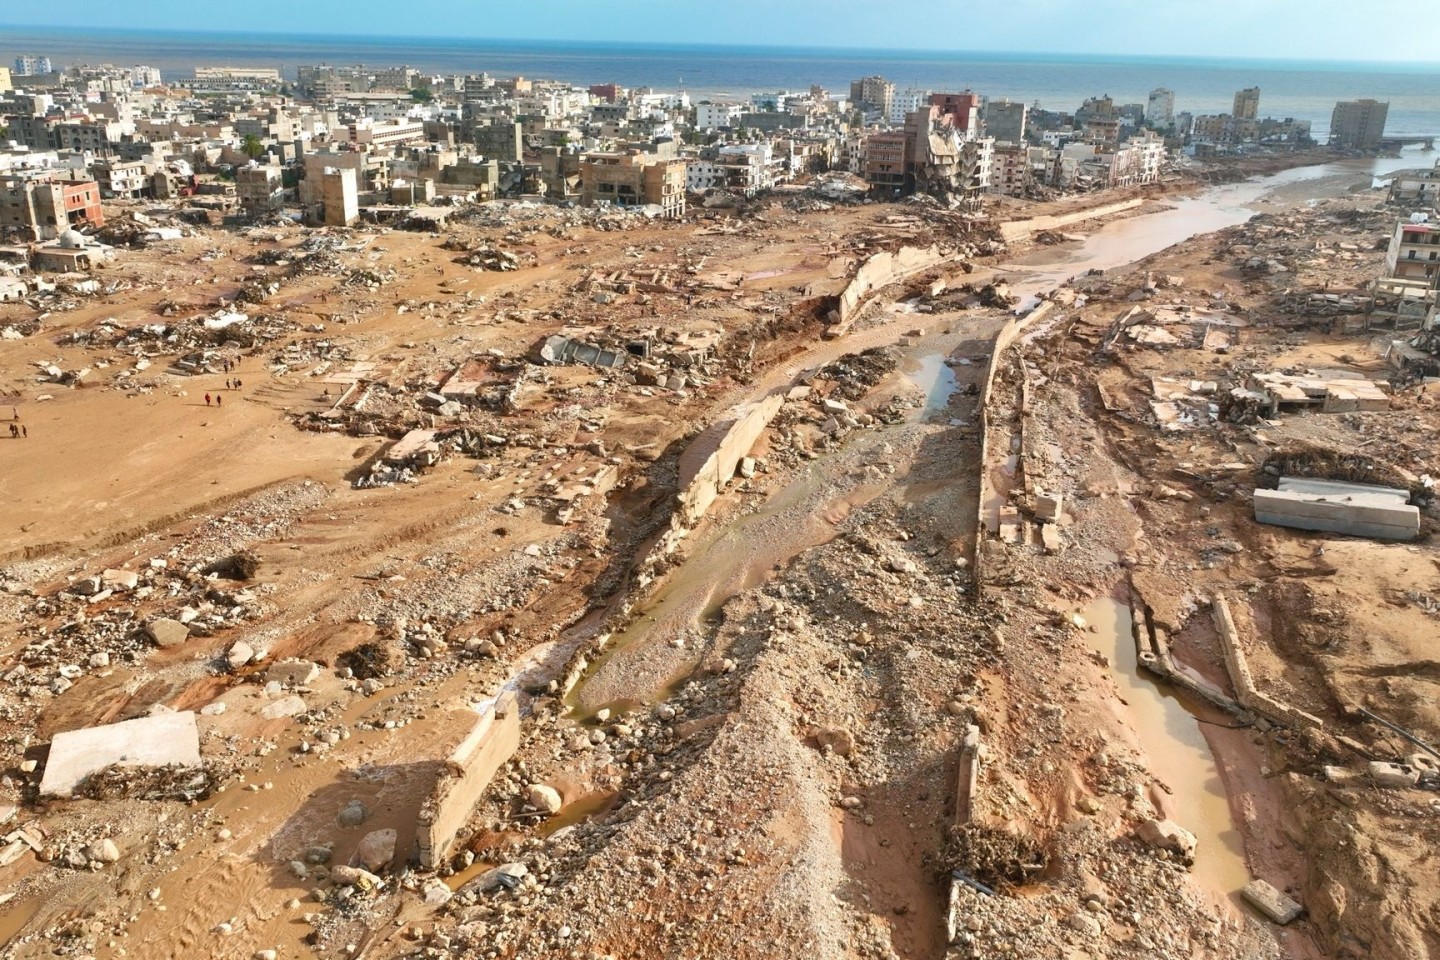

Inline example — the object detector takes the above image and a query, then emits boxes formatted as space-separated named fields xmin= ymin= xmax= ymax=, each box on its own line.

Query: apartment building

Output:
xmin=579 ymin=151 xmax=687 ymax=218
xmin=1233 ymin=87 xmax=1261 ymax=121
xmin=0 ymin=172 xmax=104 ymax=240
xmin=985 ymin=99 xmax=1028 ymax=143
xmin=236 ymin=164 xmax=286 ymax=213
xmin=1386 ymin=220 xmax=1440 ymax=287
xmin=1331 ymin=99 xmax=1389 ymax=151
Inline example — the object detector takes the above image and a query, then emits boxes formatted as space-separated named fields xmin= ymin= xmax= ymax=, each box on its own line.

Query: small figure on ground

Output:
xmin=216 ymin=395 xmax=222 ymax=407
xmin=21 ymin=425 xmax=26 ymax=438
xmin=204 ymin=393 xmax=211 ymax=406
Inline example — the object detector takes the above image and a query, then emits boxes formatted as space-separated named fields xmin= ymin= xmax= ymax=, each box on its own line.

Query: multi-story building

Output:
xmin=1386 ymin=219 xmax=1440 ymax=287
xmin=850 ymin=76 xmax=895 ymax=119
xmin=985 ymin=99 xmax=1028 ymax=143
xmin=1147 ymin=88 xmax=1175 ymax=127
xmin=14 ymin=56 xmax=54 ymax=77
xmin=1388 ymin=161 xmax=1440 ymax=208
xmin=1233 ymin=87 xmax=1261 ymax=121
xmin=695 ymin=102 xmax=744 ymax=130
xmin=889 ymin=90 xmax=928 ymax=126
xmin=0 ymin=172 xmax=104 ymax=240
xmin=132 ymin=65 xmax=163 ymax=88
xmin=93 ymin=158 xmax=151 ymax=199
xmin=0 ymin=67 xmax=12 ymax=93
xmin=930 ymin=92 xmax=982 ymax=138
xmin=1331 ymin=99 xmax=1389 ymax=151
xmin=862 ymin=131 xmax=908 ymax=196
xmin=189 ymin=66 xmax=282 ymax=93
xmin=579 ymin=151 xmax=687 ymax=218
xmin=236 ymin=164 xmax=285 ymax=213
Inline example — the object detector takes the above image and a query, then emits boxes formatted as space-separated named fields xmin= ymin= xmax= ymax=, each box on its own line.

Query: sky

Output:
xmin=2 ymin=0 xmax=1438 ymax=62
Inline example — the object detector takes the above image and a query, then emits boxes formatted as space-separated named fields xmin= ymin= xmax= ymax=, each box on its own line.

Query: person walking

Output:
xmin=204 ymin=393 xmax=211 ymax=406
xmin=21 ymin=425 xmax=26 ymax=438
xmin=216 ymin=395 xmax=222 ymax=407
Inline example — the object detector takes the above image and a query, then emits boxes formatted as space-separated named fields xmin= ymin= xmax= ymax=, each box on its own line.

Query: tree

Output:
xmin=410 ymin=88 xmax=434 ymax=104
xmin=240 ymin=134 xmax=266 ymax=160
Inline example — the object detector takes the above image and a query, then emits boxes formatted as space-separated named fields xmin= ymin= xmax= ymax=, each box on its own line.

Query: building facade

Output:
xmin=1331 ymin=99 xmax=1389 ymax=151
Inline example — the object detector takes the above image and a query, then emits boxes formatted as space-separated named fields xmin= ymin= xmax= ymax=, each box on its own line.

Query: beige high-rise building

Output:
xmin=1233 ymin=87 xmax=1260 ymax=121
xmin=1330 ymin=99 xmax=1389 ymax=151
xmin=0 ymin=67 xmax=11 ymax=94
xmin=849 ymin=75 xmax=895 ymax=118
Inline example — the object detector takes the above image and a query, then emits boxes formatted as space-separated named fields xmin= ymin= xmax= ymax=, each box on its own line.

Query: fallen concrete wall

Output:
xmin=675 ymin=394 xmax=785 ymax=526
xmin=1211 ymin=596 xmax=1323 ymax=730
xmin=998 ymin=198 xmax=1145 ymax=244
xmin=832 ymin=245 xmax=952 ymax=332
xmin=1254 ymin=488 xmax=1419 ymax=540
xmin=416 ymin=692 xmax=520 ymax=869
xmin=971 ymin=301 xmax=1057 ymax=594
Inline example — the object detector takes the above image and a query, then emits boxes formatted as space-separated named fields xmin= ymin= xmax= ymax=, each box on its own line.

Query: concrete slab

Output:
xmin=1242 ymin=879 xmax=1303 ymax=924
xmin=40 ymin=712 xmax=201 ymax=797
xmin=1254 ymin=487 xmax=1419 ymax=540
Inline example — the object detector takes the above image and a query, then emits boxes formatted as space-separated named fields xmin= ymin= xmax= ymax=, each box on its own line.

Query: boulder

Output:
xmin=145 ymin=618 xmax=190 ymax=648
xmin=355 ymin=828 xmax=396 ymax=871
xmin=266 ymin=659 xmax=321 ymax=686
xmin=337 ymin=800 xmax=368 ymax=827
xmin=330 ymin=864 xmax=382 ymax=889
xmin=259 ymin=696 xmax=307 ymax=720
xmin=421 ymin=878 xmax=453 ymax=905
xmin=87 ymin=838 xmax=121 ymax=863
xmin=226 ymin=641 xmax=255 ymax=671
xmin=526 ymin=784 xmax=563 ymax=815
xmin=101 ymin=569 xmax=139 ymax=591
xmin=1136 ymin=818 xmax=1197 ymax=863
xmin=814 ymin=727 xmax=856 ymax=757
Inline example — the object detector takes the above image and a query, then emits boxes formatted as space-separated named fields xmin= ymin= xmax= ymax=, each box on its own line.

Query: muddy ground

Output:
xmin=1 ymin=152 xmax=1435 ymax=960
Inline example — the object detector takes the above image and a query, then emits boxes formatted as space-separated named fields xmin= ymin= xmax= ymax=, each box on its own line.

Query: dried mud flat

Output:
xmin=0 ymin=155 xmax=1436 ymax=960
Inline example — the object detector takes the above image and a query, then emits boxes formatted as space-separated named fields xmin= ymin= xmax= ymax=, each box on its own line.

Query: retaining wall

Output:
xmin=416 ymin=692 xmax=521 ymax=869
xmin=997 ymin=198 xmax=1145 ymax=244
xmin=1211 ymin=596 xmax=1324 ymax=730
xmin=675 ymin=394 xmax=786 ymax=526
xmin=832 ymin=245 xmax=953 ymax=331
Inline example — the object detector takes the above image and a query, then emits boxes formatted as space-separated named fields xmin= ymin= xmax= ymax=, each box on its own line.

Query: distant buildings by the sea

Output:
xmin=0 ymin=48 xmax=1417 ymax=244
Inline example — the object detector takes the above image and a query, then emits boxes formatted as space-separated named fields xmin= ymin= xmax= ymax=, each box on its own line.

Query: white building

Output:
xmin=1147 ymin=88 xmax=1175 ymax=126
xmin=889 ymin=90 xmax=928 ymax=125
xmin=133 ymin=65 xmax=163 ymax=88
xmin=695 ymin=102 xmax=744 ymax=130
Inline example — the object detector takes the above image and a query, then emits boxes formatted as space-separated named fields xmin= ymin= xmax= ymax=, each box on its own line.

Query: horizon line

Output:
xmin=3 ymin=23 xmax=1440 ymax=70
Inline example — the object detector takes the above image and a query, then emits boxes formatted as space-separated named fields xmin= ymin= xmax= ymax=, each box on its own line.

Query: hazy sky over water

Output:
xmin=3 ymin=0 xmax=1437 ymax=62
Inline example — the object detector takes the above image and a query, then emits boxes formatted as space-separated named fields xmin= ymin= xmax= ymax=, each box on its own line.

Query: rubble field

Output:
xmin=2 ymin=160 xmax=1437 ymax=960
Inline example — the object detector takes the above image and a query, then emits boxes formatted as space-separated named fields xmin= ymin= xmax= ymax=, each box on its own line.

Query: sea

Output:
xmin=3 ymin=25 xmax=1440 ymax=140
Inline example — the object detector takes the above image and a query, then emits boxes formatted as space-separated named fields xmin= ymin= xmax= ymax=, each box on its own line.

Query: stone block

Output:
xmin=1242 ymin=879 xmax=1302 ymax=924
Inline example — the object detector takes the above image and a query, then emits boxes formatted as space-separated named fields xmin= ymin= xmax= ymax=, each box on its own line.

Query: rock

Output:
xmin=227 ymin=641 xmax=255 ymax=671
xmin=304 ymin=845 xmax=333 ymax=864
xmin=355 ymin=829 xmax=397 ymax=871
xmin=1068 ymin=911 xmax=1102 ymax=936
xmin=255 ymin=951 xmax=278 ymax=960
xmin=266 ymin=659 xmax=321 ymax=686
xmin=737 ymin=456 xmax=757 ymax=479
xmin=145 ymin=618 xmax=190 ymax=648
xmin=259 ymin=696 xmax=307 ymax=720
xmin=330 ymin=864 xmax=382 ymax=889
xmin=88 ymin=838 xmax=121 ymax=863
xmin=1076 ymin=796 xmax=1101 ymax=815
xmin=885 ymin=556 xmax=917 ymax=574
xmin=338 ymin=801 xmax=369 ymax=827
xmin=288 ymin=860 xmax=309 ymax=880
xmin=1034 ymin=492 xmax=1064 ymax=523
xmin=422 ymin=878 xmax=453 ymax=905
xmin=459 ymin=862 xmax=527 ymax=893
xmin=655 ymin=703 xmax=676 ymax=721
xmin=200 ymin=702 xmax=227 ymax=716
xmin=526 ymin=784 xmax=563 ymax=815
xmin=815 ymin=727 xmax=855 ymax=757
xmin=1242 ymin=879 xmax=1303 ymax=924
xmin=101 ymin=569 xmax=139 ymax=591
xmin=1136 ymin=818 xmax=1197 ymax=862
xmin=839 ymin=796 xmax=862 ymax=809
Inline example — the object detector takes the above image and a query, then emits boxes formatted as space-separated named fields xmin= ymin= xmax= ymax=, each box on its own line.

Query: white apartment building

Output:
xmin=695 ymin=102 xmax=744 ymax=130
xmin=889 ymin=90 xmax=928 ymax=125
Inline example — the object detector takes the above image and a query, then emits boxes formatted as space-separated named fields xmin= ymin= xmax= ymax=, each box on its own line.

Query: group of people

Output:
xmin=8 ymin=408 xmax=23 ymax=438
xmin=205 ymin=359 xmax=243 ymax=408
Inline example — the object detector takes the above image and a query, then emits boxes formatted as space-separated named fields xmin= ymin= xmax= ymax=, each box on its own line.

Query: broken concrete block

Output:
xmin=738 ymin=457 xmax=757 ymax=479
xmin=1034 ymin=492 xmax=1064 ymax=523
xmin=39 ymin=712 xmax=202 ymax=797
xmin=259 ymin=696 xmax=307 ymax=720
xmin=1242 ymin=879 xmax=1302 ymax=924
xmin=101 ymin=569 xmax=139 ymax=591
xmin=822 ymin=398 xmax=849 ymax=415
xmin=1041 ymin=524 xmax=1063 ymax=554
xmin=226 ymin=642 xmax=255 ymax=671
xmin=145 ymin=618 xmax=190 ymax=648
xmin=266 ymin=659 xmax=321 ymax=686
xmin=526 ymin=783 xmax=562 ymax=815
xmin=1367 ymin=760 xmax=1420 ymax=788
xmin=460 ymin=861 xmax=527 ymax=894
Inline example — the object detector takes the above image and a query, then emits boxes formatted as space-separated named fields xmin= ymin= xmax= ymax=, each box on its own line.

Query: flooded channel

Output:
xmin=1078 ymin=595 xmax=1251 ymax=902
xmin=1001 ymin=151 xmax=1429 ymax=307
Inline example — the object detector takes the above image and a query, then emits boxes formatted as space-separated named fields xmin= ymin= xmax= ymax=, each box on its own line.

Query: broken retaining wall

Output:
xmin=998 ymin=198 xmax=1145 ymax=244
xmin=1211 ymin=596 xmax=1324 ymax=730
xmin=831 ymin=245 xmax=953 ymax=333
xmin=416 ymin=692 xmax=521 ymax=869
xmin=675 ymin=393 xmax=786 ymax=526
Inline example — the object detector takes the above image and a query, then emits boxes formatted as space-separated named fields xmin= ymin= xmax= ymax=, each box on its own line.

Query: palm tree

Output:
xmin=240 ymin=134 xmax=266 ymax=159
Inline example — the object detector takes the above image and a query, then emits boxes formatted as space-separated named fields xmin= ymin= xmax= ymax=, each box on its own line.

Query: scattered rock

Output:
xmin=145 ymin=618 xmax=190 ymax=648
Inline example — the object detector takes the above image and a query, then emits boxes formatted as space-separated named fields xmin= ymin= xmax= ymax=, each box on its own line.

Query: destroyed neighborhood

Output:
xmin=0 ymin=32 xmax=1438 ymax=960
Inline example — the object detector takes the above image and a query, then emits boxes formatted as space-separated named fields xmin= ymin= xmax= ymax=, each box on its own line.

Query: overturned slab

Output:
xmin=416 ymin=693 xmax=520 ymax=870
xmin=40 ymin=712 xmax=201 ymax=798
xmin=1254 ymin=477 xmax=1418 ymax=541
xmin=676 ymin=394 xmax=785 ymax=525
xmin=1242 ymin=879 xmax=1303 ymax=925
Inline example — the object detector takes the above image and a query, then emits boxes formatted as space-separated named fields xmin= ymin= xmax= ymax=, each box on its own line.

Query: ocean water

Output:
xmin=3 ymin=26 xmax=1439 ymax=139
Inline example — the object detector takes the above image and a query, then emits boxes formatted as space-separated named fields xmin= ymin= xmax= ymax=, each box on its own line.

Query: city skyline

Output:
xmin=3 ymin=0 xmax=1440 ymax=64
